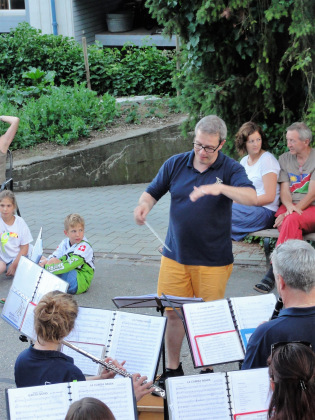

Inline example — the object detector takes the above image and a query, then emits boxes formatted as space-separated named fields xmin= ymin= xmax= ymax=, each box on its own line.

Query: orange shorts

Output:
xmin=157 ymin=256 xmax=233 ymax=304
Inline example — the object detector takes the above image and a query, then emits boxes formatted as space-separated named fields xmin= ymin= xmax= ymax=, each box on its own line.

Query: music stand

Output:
xmin=112 ymin=293 xmax=204 ymax=420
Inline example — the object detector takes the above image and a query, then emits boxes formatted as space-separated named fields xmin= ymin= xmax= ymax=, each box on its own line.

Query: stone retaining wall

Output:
xmin=13 ymin=117 xmax=191 ymax=191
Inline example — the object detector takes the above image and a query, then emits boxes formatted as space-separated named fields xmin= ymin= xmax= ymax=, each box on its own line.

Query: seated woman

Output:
xmin=231 ymin=122 xmax=280 ymax=241
xmin=0 ymin=115 xmax=19 ymax=185
xmin=14 ymin=291 xmax=152 ymax=401
xmin=267 ymin=342 xmax=315 ymax=420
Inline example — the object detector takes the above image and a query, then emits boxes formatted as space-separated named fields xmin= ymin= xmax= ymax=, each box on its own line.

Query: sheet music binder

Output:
xmin=1 ymin=256 xmax=69 ymax=335
xmin=182 ymin=294 xmax=276 ymax=368
xmin=61 ymin=306 xmax=167 ymax=381
xmin=6 ymin=378 xmax=137 ymax=420
xmin=166 ymin=368 xmax=270 ymax=420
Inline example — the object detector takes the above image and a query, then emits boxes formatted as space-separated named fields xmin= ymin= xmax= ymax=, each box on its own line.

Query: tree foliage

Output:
xmin=146 ymin=0 xmax=315 ymax=155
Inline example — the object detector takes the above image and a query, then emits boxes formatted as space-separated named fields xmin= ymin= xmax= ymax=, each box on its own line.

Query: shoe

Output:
xmin=156 ymin=363 xmax=184 ymax=389
xmin=200 ymin=368 xmax=214 ymax=374
xmin=254 ymin=267 xmax=275 ymax=294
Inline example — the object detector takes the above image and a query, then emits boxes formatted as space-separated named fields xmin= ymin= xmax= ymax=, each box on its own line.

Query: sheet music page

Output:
xmin=166 ymin=372 xmax=231 ymax=420
xmin=20 ymin=302 xmax=37 ymax=341
xmin=61 ymin=342 xmax=104 ymax=376
xmin=6 ymin=257 xmax=39 ymax=301
xmin=33 ymin=269 xmax=68 ymax=304
xmin=7 ymin=383 xmax=70 ymax=420
xmin=65 ymin=307 xmax=112 ymax=344
xmin=183 ymin=300 xmax=242 ymax=367
xmin=196 ymin=330 xmax=244 ymax=366
xmin=228 ymin=368 xmax=271 ymax=419
xmin=230 ymin=295 xmax=276 ymax=349
xmin=72 ymin=378 xmax=136 ymax=420
xmin=107 ymin=311 xmax=166 ymax=380
xmin=1 ymin=288 xmax=29 ymax=330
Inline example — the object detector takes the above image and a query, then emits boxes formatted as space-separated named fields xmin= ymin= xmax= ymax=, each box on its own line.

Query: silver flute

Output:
xmin=62 ymin=340 xmax=166 ymax=399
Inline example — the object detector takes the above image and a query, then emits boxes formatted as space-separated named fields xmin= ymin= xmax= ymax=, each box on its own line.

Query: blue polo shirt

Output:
xmin=146 ymin=150 xmax=254 ymax=266
xmin=15 ymin=346 xmax=86 ymax=387
xmin=242 ymin=306 xmax=315 ymax=369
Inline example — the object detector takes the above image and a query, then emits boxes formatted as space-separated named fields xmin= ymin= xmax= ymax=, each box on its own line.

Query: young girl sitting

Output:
xmin=0 ymin=190 xmax=32 ymax=277
xmin=14 ymin=291 xmax=153 ymax=401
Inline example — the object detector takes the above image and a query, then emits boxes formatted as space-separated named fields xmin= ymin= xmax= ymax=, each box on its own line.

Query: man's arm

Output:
xmin=190 ymin=184 xmax=257 ymax=205
xmin=134 ymin=192 xmax=157 ymax=225
xmin=0 ymin=116 xmax=20 ymax=154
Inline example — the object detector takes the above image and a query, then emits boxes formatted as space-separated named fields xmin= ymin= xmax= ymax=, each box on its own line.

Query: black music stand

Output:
xmin=112 ymin=294 xmax=204 ymax=420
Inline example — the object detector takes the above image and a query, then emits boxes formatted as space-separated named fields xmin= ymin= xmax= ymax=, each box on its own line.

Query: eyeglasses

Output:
xmin=193 ymin=142 xmax=221 ymax=154
xmin=271 ymin=341 xmax=312 ymax=357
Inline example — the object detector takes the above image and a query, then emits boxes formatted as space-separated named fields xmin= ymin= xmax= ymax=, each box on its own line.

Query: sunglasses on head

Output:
xmin=271 ymin=341 xmax=312 ymax=357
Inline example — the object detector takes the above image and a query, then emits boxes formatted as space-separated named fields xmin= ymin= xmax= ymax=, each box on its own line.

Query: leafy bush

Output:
xmin=0 ymin=23 xmax=176 ymax=96
xmin=0 ymin=83 xmax=117 ymax=149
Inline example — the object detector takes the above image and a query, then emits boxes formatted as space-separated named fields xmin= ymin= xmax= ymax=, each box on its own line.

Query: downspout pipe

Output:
xmin=51 ymin=0 xmax=58 ymax=35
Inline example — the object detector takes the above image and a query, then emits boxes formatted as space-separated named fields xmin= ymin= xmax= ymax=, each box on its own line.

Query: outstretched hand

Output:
xmin=132 ymin=373 xmax=153 ymax=401
xmin=189 ymin=184 xmax=223 ymax=202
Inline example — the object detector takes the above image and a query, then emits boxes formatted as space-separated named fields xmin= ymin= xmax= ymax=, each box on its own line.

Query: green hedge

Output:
xmin=0 ymin=23 xmax=176 ymax=96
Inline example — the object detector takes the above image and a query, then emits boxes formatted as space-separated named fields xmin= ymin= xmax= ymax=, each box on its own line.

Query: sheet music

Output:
xmin=64 ymin=307 xmax=112 ymax=345
xmin=228 ymin=368 xmax=270 ymax=419
xmin=20 ymin=302 xmax=37 ymax=341
xmin=62 ymin=342 xmax=104 ymax=376
xmin=108 ymin=311 xmax=166 ymax=380
xmin=6 ymin=257 xmax=40 ymax=301
xmin=183 ymin=300 xmax=242 ymax=366
xmin=33 ymin=269 xmax=68 ymax=304
xmin=196 ymin=330 xmax=244 ymax=365
xmin=166 ymin=373 xmax=231 ymax=420
xmin=73 ymin=379 xmax=136 ymax=420
xmin=7 ymin=379 xmax=136 ymax=420
xmin=230 ymin=295 xmax=276 ymax=349
xmin=1 ymin=288 xmax=29 ymax=330
xmin=7 ymin=383 xmax=70 ymax=420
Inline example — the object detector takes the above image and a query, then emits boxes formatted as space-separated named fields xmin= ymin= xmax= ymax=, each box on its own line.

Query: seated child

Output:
xmin=40 ymin=214 xmax=94 ymax=294
xmin=0 ymin=190 xmax=33 ymax=277
xmin=65 ymin=397 xmax=115 ymax=420
xmin=14 ymin=292 xmax=153 ymax=402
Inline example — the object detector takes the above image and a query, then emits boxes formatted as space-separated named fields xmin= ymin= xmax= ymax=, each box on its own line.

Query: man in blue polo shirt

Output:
xmin=242 ymin=239 xmax=315 ymax=370
xmin=134 ymin=115 xmax=256 ymax=383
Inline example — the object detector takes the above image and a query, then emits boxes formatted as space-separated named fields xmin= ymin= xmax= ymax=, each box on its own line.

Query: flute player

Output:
xmin=14 ymin=291 xmax=153 ymax=401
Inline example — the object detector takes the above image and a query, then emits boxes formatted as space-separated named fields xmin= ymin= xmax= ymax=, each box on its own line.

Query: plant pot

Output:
xmin=106 ymin=11 xmax=135 ymax=33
